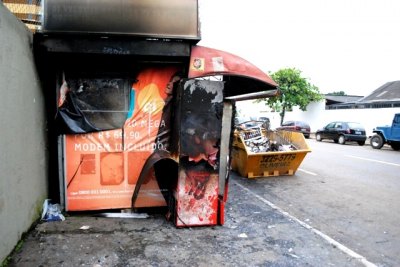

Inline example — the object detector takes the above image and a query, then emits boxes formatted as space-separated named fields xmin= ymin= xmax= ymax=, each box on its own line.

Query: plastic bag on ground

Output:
xmin=41 ymin=199 xmax=65 ymax=222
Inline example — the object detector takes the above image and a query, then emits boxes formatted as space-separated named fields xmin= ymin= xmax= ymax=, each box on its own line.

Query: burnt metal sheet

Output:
xmin=42 ymin=0 xmax=200 ymax=41
xmin=34 ymin=34 xmax=192 ymax=57
xmin=218 ymin=102 xmax=233 ymax=198
xmin=175 ymin=79 xmax=225 ymax=226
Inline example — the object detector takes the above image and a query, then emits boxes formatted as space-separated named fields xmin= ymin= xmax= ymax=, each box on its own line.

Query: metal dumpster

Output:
xmin=231 ymin=128 xmax=311 ymax=178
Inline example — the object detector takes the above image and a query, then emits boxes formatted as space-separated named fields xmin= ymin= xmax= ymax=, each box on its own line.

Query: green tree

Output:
xmin=327 ymin=91 xmax=346 ymax=96
xmin=257 ymin=68 xmax=323 ymax=125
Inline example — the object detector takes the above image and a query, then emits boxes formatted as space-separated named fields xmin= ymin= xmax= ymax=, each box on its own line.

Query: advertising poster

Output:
xmin=63 ymin=66 xmax=181 ymax=211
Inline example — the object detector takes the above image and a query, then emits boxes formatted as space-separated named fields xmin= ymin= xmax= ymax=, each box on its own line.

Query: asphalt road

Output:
xmin=236 ymin=138 xmax=400 ymax=267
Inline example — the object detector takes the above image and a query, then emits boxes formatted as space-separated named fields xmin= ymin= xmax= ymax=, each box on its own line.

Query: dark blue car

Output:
xmin=316 ymin=121 xmax=367 ymax=145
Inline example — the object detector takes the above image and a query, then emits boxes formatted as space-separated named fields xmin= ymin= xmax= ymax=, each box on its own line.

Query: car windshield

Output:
xmin=282 ymin=121 xmax=294 ymax=126
xmin=297 ymin=121 xmax=309 ymax=127
xmin=347 ymin=122 xmax=365 ymax=130
xmin=259 ymin=117 xmax=270 ymax=122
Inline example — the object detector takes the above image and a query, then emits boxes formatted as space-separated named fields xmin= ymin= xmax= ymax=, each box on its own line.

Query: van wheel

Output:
xmin=370 ymin=134 xmax=384 ymax=149
xmin=357 ymin=141 xmax=365 ymax=146
xmin=338 ymin=135 xmax=346 ymax=145
xmin=316 ymin=133 xmax=322 ymax=141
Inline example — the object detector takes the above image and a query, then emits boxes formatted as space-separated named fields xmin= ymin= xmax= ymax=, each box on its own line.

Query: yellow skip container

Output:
xmin=231 ymin=129 xmax=311 ymax=178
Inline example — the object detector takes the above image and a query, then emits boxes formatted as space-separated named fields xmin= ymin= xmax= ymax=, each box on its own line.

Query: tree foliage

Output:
xmin=256 ymin=68 xmax=323 ymax=125
xmin=326 ymin=91 xmax=346 ymax=96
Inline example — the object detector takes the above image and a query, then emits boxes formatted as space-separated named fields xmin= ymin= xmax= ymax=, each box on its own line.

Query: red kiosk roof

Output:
xmin=188 ymin=45 xmax=278 ymax=88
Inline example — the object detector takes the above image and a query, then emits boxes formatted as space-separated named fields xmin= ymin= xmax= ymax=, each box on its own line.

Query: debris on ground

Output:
xmin=41 ymin=199 xmax=65 ymax=222
xmin=235 ymin=122 xmax=298 ymax=153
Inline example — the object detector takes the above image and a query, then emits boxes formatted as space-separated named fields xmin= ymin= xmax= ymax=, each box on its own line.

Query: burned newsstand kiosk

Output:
xmin=35 ymin=0 xmax=278 ymax=227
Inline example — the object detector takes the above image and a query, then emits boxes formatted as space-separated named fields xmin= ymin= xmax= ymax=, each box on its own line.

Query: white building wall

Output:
xmin=236 ymin=99 xmax=400 ymax=137
xmin=284 ymin=102 xmax=400 ymax=137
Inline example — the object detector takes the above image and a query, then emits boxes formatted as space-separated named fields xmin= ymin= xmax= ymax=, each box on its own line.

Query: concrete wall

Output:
xmin=0 ymin=4 xmax=48 ymax=263
xmin=236 ymin=99 xmax=400 ymax=137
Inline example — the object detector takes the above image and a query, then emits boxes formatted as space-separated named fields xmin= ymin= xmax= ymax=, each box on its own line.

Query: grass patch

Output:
xmin=1 ymin=239 xmax=25 ymax=267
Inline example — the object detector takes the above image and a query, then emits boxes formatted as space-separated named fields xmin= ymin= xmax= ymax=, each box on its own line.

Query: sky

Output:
xmin=197 ymin=0 xmax=400 ymax=96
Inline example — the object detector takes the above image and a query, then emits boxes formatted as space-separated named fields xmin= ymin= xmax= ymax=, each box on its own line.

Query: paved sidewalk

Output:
xmin=6 ymin=174 xmax=364 ymax=267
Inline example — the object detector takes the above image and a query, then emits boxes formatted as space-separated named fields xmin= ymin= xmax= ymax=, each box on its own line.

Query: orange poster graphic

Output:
xmin=64 ymin=66 xmax=180 ymax=211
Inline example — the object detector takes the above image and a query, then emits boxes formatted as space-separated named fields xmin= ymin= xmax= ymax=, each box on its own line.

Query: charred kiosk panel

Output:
xmin=42 ymin=0 xmax=200 ymax=41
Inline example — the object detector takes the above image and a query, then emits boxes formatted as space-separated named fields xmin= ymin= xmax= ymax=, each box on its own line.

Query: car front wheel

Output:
xmin=316 ymin=133 xmax=322 ymax=141
xmin=370 ymin=134 xmax=384 ymax=149
xmin=338 ymin=135 xmax=346 ymax=145
xmin=357 ymin=141 xmax=365 ymax=146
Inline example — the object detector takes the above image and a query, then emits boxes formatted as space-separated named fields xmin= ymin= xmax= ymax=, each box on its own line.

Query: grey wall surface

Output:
xmin=0 ymin=4 xmax=48 ymax=263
